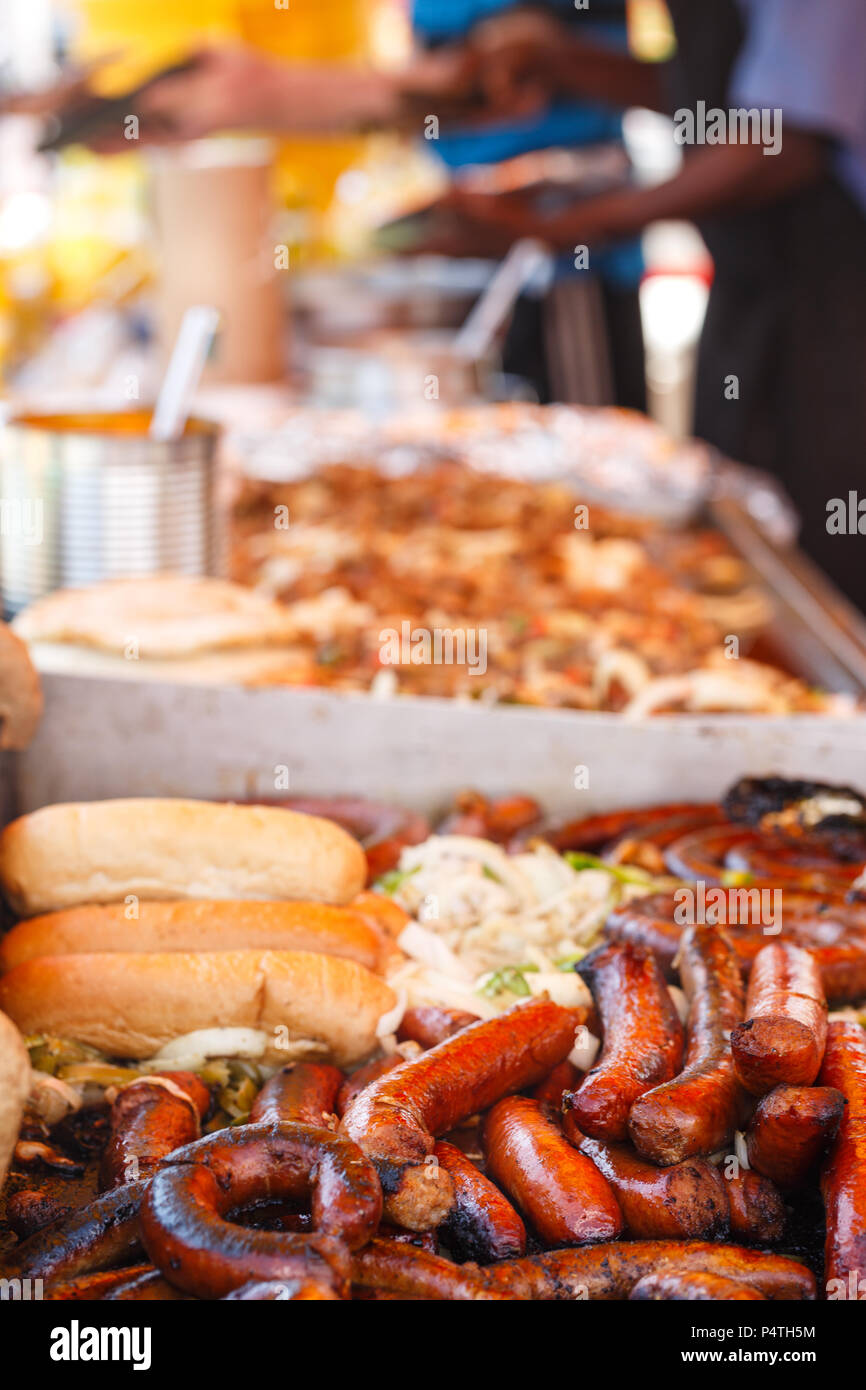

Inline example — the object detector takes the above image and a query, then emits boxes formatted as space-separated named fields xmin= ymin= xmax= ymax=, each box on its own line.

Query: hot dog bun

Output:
xmin=0 ymin=900 xmax=389 ymax=974
xmin=0 ymin=621 xmax=42 ymax=751
xmin=0 ymin=799 xmax=367 ymax=916
xmin=0 ymin=1009 xmax=31 ymax=1185
xmin=0 ymin=950 xmax=395 ymax=1067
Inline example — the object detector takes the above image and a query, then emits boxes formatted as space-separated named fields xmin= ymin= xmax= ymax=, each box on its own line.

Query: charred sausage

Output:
xmin=819 ymin=1020 xmax=866 ymax=1299
xmin=432 ymin=1140 xmax=526 ymax=1263
xmin=340 ymin=998 xmax=578 ymax=1231
xmin=483 ymin=1096 xmax=622 ymax=1245
xmin=100 ymin=1071 xmax=211 ymax=1189
xmin=250 ymin=1062 xmax=343 ymax=1128
xmin=629 ymin=1271 xmax=764 ymax=1301
xmin=731 ymin=943 xmax=827 ymax=1094
xmin=723 ymin=1168 xmax=786 ymax=1244
xmin=745 ymin=1084 xmax=845 ymax=1191
xmin=570 ymin=941 xmax=683 ymax=1143
xmin=351 ymin=1236 xmax=515 ymax=1300
xmin=628 ymin=925 xmax=749 ymax=1165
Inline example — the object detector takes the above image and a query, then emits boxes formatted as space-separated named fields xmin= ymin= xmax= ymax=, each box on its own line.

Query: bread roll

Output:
xmin=0 ymin=1009 xmax=30 ymax=1186
xmin=0 ymin=799 xmax=367 ymax=916
xmin=0 ymin=900 xmax=388 ymax=974
xmin=0 ymin=950 xmax=395 ymax=1068
xmin=0 ymin=622 xmax=42 ymax=750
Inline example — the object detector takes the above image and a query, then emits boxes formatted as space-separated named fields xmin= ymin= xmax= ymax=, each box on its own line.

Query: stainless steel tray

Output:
xmin=6 ymin=672 xmax=866 ymax=823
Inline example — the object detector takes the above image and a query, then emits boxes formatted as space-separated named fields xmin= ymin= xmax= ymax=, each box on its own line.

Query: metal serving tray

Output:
xmin=5 ymin=673 xmax=866 ymax=824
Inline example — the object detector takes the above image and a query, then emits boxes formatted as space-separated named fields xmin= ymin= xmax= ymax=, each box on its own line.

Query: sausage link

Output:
xmin=43 ymin=1265 xmax=154 ymax=1301
xmin=351 ymin=1236 xmax=516 ymax=1300
xmin=629 ymin=1271 xmax=765 ymax=1301
xmin=432 ymin=1140 xmax=525 ymax=1263
xmin=223 ymin=1279 xmax=342 ymax=1301
xmin=397 ymin=1005 xmax=479 ymax=1050
xmin=140 ymin=1122 xmax=380 ymax=1299
xmin=340 ymin=998 xmax=578 ymax=1231
xmin=665 ymin=825 xmax=859 ymax=892
xmin=532 ymin=1060 xmax=581 ymax=1107
xmin=250 ymin=1062 xmax=343 ymax=1127
xmin=568 ymin=1127 xmax=729 ymax=1240
xmin=483 ymin=1096 xmax=622 ymax=1245
xmin=731 ymin=944 xmax=827 ymax=1095
xmin=745 ymin=1084 xmax=845 ymax=1190
xmin=628 ymin=925 xmax=749 ymax=1165
xmin=477 ymin=1241 xmax=815 ymax=1301
xmin=336 ymin=1055 xmax=406 ymax=1116
xmin=100 ymin=1071 xmax=211 ymax=1189
xmin=605 ymin=892 xmax=866 ymax=1003
xmin=8 ymin=1181 xmax=148 ymax=1282
xmin=5 ymin=1189 xmax=72 ymax=1239
xmin=105 ymin=1268 xmax=191 ymax=1300
xmin=723 ymin=1168 xmax=786 ymax=1244
xmin=570 ymin=941 xmax=683 ymax=1143
xmin=546 ymin=803 xmax=720 ymax=854
xmin=819 ymin=1019 xmax=866 ymax=1298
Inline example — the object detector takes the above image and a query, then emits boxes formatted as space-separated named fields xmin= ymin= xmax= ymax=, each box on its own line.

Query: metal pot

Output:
xmin=0 ymin=409 xmax=220 ymax=616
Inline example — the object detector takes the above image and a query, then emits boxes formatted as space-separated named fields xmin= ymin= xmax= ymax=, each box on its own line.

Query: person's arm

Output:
xmin=450 ymin=131 xmax=827 ymax=252
xmin=470 ymin=7 xmax=667 ymax=114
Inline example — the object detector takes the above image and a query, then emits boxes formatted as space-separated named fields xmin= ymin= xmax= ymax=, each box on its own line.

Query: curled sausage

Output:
xmin=140 ymin=1122 xmax=381 ymax=1299
xmin=250 ymin=1062 xmax=343 ymax=1128
xmin=477 ymin=1241 xmax=815 ymax=1301
xmin=483 ymin=1096 xmax=622 ymax=1246
xmin=665 ymin=825 xmax=859 ymax=892
xmin=9 ymin=1181 xmax=147 ymax=1282
xmin=723 ymin=1168 xmax=786 ymax=1245
xmin=397 ymin=1005 xmax=479 ymax=1050
xmin=628 ymin=925 xmax=749 ymax=1165
xmin=351 ymin=1236 xmax=514 ymax=1301
xmin=340 ymin=998 xmax=578 ymax=1231
xmin=570 ymin=940 xmax=683 ymax=1143
xmin=819 ymin=1019 xmax=866 ymax=1298
xmin=629 ymin=1271 xmax=764 ymax=1301
xmin=433 ymin=1140 xmax=526 ymax=1263
xmin=568 ymin=1128 xmax=729 ymax=1240
xmin=745 ymin=1084 xmax=845 ymax=1190
xmin=731 ymin=943 xmax=827 ymax=1094
xmin=100 ymin=1071 xmax=211 ymax=1189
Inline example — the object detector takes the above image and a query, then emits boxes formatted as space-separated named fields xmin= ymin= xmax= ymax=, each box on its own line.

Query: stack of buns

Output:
xmin=0 ymin=798 xmax=401 ymax=1070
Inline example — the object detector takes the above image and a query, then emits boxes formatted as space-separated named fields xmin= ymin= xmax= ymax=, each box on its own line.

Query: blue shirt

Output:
xmin=731 ymin=0 xmax=866 ymax=215
xmin=411 ymin=0 xmax=644 ymax=287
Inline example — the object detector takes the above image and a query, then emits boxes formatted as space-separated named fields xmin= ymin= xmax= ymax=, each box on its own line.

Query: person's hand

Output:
xmin=137 ymin=47 xmax=312 ymax=140
xmin=469 ymin=7 xmax=568 ymax=115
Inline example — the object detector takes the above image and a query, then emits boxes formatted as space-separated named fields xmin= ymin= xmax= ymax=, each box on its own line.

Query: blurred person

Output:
xmin=440 ymin=0 xmax=866 ymax=610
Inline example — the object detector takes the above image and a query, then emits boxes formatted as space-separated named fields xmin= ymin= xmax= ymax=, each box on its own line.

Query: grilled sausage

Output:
xmin=606 ymin=893 xmax=866 ymax=1004
xmin=433 ymin=1140 xmax=526 ymax=1262
xmin=569 ymin=1129 xmax=729 ymax=1240
xmin=723 ymin=1168 xmax=786 ymax=1244
xmin=819 ymin=1020 xmax=866 ymax=1298
xmin=105 ymin=1267 xmax=191 ymax=1300
xmin=483 ymin=1096 xmax=622 ymax=1245
xmin=140 ymin=1123 xmax=380 ymax=1299
xmin=397 ymin=1005 xmax=479 ymax=1050
xmin=477 ymin=1241 xmax=815 ymax=1301
xmin=745 ymin=1084 xmax=845 ymax=1190
xmin=336 ymin=1055 xmax=406 ymax=1117
xmin=665 ymin=825 xmax=859 ymax=892
xmin=351 ymin=1236 xmax=515 ymax=1300
xmin=570 ymin=941 xmax=683 ymax=1143
xmin=629 ymin=1271 xmax=764 ymax=1301
xmin=100 ymin=1071 xmax=211 ymax=1189
xmin=42 ymin=1265 xmax=154 ymax=1301
xmin=628 ymin=925 xmax=749 ymax=1165
xmin=731 ymin=943 xmax=827 ymax=1094
xmin=340 ymin=998 xmax=578 ymax=1231
xmin=545 ymin=803 xmax=720 ymax=854
xmin=223 ymin=1279 xmax=342 ymax=1301
xmin=532 ymin=1060 xmax=581 ymax=1107
xmin=250 ymin=1062 xmax=343 ymax=1127
xmin=9 ymin=1181 xmax=147 ymax=1282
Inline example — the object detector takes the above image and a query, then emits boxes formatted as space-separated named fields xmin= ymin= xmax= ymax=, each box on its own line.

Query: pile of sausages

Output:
xmin=4 ymin=782 xmax=865 ymax=1301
